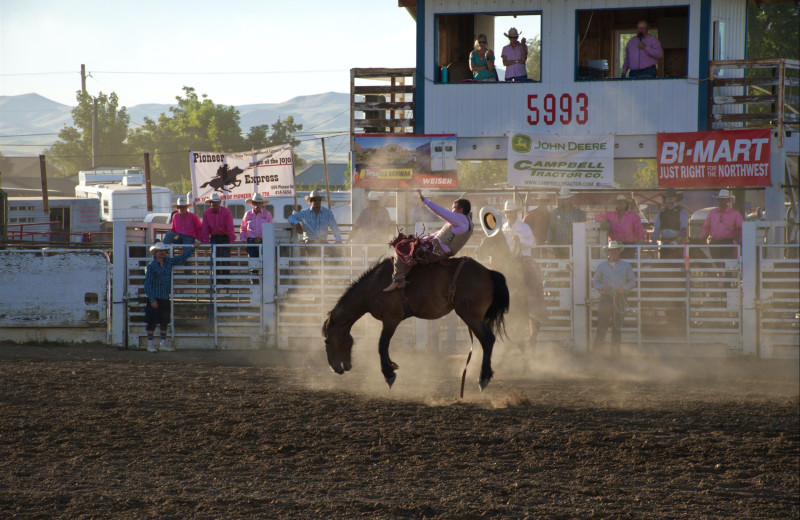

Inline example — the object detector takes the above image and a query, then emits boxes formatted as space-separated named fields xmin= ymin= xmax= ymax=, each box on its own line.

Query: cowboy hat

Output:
xmin=367 ymin=191 xmax=381 ymax=201
xmin=503 ymin=200 xmax=518 ymax=212
xmin=557 ymin=186 xmax=574 ymax=199
xmin=479 ymin=205 xmax=503 ymax=238
xmin=606 ymin=241 xmax=625 ymax=250
xmin=149 ymin=242 xmax=170 ymax=254
xmin=713 ymin=189 xmax=732 ymax=199
xmin=662 ymin=188 xmax=683 ymax=201
xmin=615 ymin=194 xmax=629 ymax=203
xmin=246 ymin=193 xmax=268 ymax=205
xmin=172 ymin=197 xmax=190 ymax=209
xmin=304 ymin=189 xmax=323 ymax=203
xmin=208 ymin=192 xmax=222 ymax=203
xmin=504 ymin=27 xmax=520 ymax=38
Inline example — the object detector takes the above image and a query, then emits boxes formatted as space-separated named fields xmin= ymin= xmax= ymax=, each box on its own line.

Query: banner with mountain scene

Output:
xmin=507 ymin=133 xmax=614 ymax=189
xmin=353 ymin=134 xmax=458 ymax=189
xmin=189 ymin=144 xmax=296 ymax=203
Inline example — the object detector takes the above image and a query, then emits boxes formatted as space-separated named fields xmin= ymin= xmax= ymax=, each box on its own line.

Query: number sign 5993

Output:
xmin=527 ymin=93 xmax=588 ymax=126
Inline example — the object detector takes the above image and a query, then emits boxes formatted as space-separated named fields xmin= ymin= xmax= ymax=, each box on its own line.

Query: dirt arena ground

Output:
xmin=0 ymin=342 xmax=797 ymax=519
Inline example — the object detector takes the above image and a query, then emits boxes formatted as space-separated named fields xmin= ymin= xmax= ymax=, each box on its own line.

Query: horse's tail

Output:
xmin=485 ymin=269 xmax=509 ymax=337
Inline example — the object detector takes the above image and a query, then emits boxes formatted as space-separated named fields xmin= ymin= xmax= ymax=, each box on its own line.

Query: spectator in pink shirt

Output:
xmin=622 ymin=20 xmax=663 ymax=78
xmin=239 ymin=193 xmax=273 ymax=259
xmin=501 ymin=27 xmax=528 ymax=82
xmin=201 ymin=192 xmax=236 ymax=258
xmin=701 ymin=189 xmax=743 ymax=259
xmin=595 ymin=195 xmax=646 ymax=259
xmin=163 ymin=197 xmax=202 ymax=245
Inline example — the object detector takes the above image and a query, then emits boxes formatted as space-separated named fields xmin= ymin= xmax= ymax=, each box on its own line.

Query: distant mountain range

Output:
xmin=0 ymin=92 xmax=350 ymax=164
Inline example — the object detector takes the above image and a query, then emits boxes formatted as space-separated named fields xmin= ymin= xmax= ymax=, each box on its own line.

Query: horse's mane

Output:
xmin=330 ymin=257 xmax=391 ymax=313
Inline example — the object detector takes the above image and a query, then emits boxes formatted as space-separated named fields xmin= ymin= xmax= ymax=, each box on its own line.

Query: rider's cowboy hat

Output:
xmin=172 ymin=197 xmax=191 ymax=209
xmin=713 ymin=189 xmax=732 ymax=199
xmin=208 ymin=192 xmax=222 ymax=203
xmin=367 ymin=191 xmax=381 ymax=201
xmin=606 ymin=240 xmax=625 ymax=251
xmin=503 ymin=200 xmax=519 ymax=212
xmin=504 ymin=27 xmax=520 ymax=39
xmin=149 ymin=242 xmax=170 ymax=254
xmin=246 ymin=193 xmax=268 ymax=205
xmin=557 ymin=186 xmax=574 ymax=199
xmin=479 ymin=205 xmax=503 ymax=238
xmin=305 ymin=189 xmax=323 ymax=203
xmin=662 ymin=188 xmax=683 ymax=201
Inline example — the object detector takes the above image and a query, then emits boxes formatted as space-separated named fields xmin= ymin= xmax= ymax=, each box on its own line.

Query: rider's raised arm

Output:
xmin=423 ymin=199 xmax=469 ymax=233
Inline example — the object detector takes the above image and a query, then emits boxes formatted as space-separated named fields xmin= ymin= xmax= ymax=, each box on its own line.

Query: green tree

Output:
xmin=49 ymin=91 xmax=132 ymax=176
xmin=129 ymin=87 xmax=245 ymax=190
xmin=457 ymin=160 xmax=507 ymax=189
xmin=747 ymin=3 xmax=800 ymax=60
xmin=526 ymin=35 xmax=542 ymax=81
xmin=244 ymin=116 xmax=307 ymax=171
xmin=633 ymin=159 xmax=658 ymax=188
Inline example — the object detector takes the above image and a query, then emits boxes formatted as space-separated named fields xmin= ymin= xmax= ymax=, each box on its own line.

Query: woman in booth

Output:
xmin=469 ymin=34 xmax=497 ymax=81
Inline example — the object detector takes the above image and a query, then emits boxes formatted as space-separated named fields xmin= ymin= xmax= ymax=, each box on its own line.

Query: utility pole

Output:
xmin=39 ymin=155 xmax=49 ymax=214
xmin=321 ymin=137 xmax=332 ymax=209
xmin=91 ymin=97 xmax=97 ymax=168
xmin=143 ymin=153 xmax=153 ymax=212
xmin=81 ymin=64 xmax=87 ymax=94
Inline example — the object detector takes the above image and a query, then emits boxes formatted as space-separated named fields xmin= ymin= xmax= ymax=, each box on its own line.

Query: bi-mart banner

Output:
xmin=353 ymin=134 xmax=458 ymax=189
xmin=507 ymin=133 xmax=614 ymax=189
xmin=189 ymin=144 xmax=296 ymax=203
xmin=657 ymin=129 xmax=770 ymax=188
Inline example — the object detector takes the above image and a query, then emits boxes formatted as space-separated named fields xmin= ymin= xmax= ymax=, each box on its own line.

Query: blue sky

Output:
xmin=0 ymin=0 xmax=417 ymax=107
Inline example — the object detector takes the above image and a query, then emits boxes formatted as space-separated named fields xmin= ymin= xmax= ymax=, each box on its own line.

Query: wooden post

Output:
xmin=321 ymin=137 xmax=332 ymax=209
xmin=81 ymin=64 xmax=86 ymax=94
xmin=143 ymin=153 xmax=153 ymax=212
xmin=39 ymin=155 xmax=49 ymax=214
xmin=91 ymin=97 xmax=97 ymax=168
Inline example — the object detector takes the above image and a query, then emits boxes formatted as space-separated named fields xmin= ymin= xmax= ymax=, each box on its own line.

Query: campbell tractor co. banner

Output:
xmin=657 ymin=129 xmax=770 ymax=188
xmin=507 ymin=133 xmax=615 ymax=189
xmin=353 ymin=134 xmax=458 ymax=189
xmin=189 ymin=144 xmax=296 ymax=203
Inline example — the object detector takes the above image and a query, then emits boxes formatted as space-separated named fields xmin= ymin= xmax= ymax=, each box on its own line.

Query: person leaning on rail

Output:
xmin=163 ymin=197 xmax=202 ymax=245
xmin=545 ymin=186 xmax=586 ymax=259
xmin=595 ymin=194 xmax=646 ymax=259
xmin=652 ymin=188 xmax=689 ymax=260
xmin=201 ymin=192 xmax=236 ymax=259
xmin=701 ymin=189 xmax=743 ymax=260
xmin=144 ymin=241 xmax=196 ymax=352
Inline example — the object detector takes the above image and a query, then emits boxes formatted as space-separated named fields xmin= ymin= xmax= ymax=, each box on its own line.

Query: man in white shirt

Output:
xmin=502 ymin=201 xmax=547 ymax=325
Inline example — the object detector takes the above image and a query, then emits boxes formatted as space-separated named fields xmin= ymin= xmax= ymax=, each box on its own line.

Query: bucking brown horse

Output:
xmin=322 ymin=257 xmax=509 ymax=391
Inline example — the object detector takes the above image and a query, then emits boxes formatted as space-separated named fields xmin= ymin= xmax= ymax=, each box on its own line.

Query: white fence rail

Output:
xmin=3 ymin=221 xmax=795 ymax=359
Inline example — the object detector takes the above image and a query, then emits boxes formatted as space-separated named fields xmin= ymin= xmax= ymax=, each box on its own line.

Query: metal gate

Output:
xmin=125 ymin=243 xmax=263 ymax=349
xmin=757 ymin=244 xmax=800 ymax=358
xmin=588 ymin=244 xmax=743 ymax=355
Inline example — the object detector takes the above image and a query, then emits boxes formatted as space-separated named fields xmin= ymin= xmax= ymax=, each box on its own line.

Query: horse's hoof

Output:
xmin=479 ymin=378 xmax=491 ymax=392
xmin=385 ymin=374 xmax=396 ymax=388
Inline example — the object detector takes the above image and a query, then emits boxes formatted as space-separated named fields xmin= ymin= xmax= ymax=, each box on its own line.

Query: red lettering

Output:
xmin=527 ymin=94 xmax=539 ymax=125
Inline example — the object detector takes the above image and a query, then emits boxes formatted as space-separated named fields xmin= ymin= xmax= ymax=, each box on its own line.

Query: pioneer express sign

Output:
xmin=189 ymin=144 xmax=296 ymax=202
xmin=657 ymin=129 xmax=770 ymax=188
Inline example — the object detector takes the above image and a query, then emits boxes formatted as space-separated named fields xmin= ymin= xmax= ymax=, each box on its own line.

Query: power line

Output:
xmin=0 ymin=133 xmax=59 ymax=138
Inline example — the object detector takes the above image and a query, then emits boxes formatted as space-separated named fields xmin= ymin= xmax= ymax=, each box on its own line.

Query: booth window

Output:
xmin=576 ymin=6 xmax=689 ymax=80
xmin=436 ymin=12 xmax=542 ymax=83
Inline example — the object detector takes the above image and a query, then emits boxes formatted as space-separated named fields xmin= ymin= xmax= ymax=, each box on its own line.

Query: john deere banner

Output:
xmin=353 ymin=134 xmax=458 ymax=189
xmin=657 ymin=129 xmax=770 ymax=188
xmin=189 ymin=144 xmax=296 ymax=203
xmin=507 ymin=133 xmax=614 ymax=188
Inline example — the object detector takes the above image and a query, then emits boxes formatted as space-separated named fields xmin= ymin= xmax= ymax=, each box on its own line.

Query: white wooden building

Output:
xmin=350 ymin=0 xmax=797 ymax=221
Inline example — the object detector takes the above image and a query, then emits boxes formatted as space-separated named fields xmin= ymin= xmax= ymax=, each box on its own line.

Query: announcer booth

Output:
xmin=344 ymin=0 xmax=798 ymax=357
